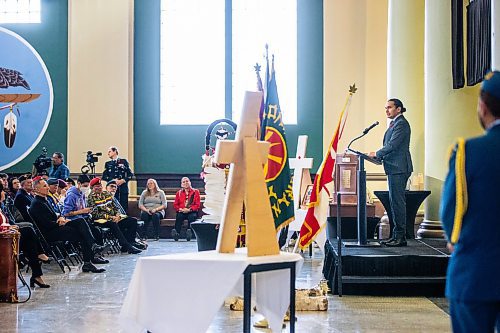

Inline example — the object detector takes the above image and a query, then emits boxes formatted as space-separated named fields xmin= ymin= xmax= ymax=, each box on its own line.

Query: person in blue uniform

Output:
xmin=102 ymin=146 xmax=133 ymax=213
xmin=440 ymin=71 xmax=500 ymax=333
xmin=370 ymin=98 xmax=413 ymax=247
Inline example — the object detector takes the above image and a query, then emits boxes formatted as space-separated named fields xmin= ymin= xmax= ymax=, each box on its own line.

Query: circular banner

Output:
xmin=0 ymin=27 xmax=53 ymax=171
xmin=263 ymin=127 xmax=287 ymax=182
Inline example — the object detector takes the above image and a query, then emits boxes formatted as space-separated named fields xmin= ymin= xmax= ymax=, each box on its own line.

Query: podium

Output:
xmin=343 ymin=148 xmax=381 ymax=246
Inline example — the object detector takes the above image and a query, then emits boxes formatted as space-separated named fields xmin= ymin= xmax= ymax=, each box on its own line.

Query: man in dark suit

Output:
xmin=29 ymin=178 xmax=108 ymax=273
xmin=370 ymin=98 xmax=413 ymax=247
xmin=14 ymin=175 xmax=35 ymax=222
xmin=440 ymin=71 xmax=500 ymax=333
xmin=102 ymin=146 xmax=133 ymax=213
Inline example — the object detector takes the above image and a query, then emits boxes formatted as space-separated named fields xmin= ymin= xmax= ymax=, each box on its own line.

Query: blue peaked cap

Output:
xmin=482 ymin=70 xmax=500 ymax=99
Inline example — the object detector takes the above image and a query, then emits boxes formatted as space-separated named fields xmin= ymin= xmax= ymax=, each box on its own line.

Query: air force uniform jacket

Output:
xmin=440 ymin=123 xmax=500 ymax=301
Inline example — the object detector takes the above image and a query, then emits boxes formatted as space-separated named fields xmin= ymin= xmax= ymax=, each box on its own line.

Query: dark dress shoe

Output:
xmin=186 ymin=229 xmax=192 ymax=241
xmin=82 ymin=262 xmax=106 ymax=273
xmin=30 ymin=277 xmax=50 ymax=288
xmin=91 ymin=256 xmax=109 ymax=264
xmin=92 ymin=243 xmax=111 ymax=255
xmin=379 ymin=238 xmax=394 ymax=245
xmin=171 ymin=229 xmax=179 ymax=241
xmin=385 ymin=239 xmax=407 ymax=247
xmin=121 ymin=245 xmax=142 ymax=254
xmin=131 ymin=242 xmax=147 ymax=250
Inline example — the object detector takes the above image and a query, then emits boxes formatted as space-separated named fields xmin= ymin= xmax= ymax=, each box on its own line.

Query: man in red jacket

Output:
xmin=172 ymin=177 xmax=200 ymax=241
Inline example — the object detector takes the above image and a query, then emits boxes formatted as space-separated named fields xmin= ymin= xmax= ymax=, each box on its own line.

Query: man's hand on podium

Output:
xmin=368 ymin=152 xmax=376 ymax=158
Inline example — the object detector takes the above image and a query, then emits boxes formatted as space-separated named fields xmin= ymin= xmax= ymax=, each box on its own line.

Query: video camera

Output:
xmin=86 ymin=151 xmax=102 ymax=164
xmin=33 ymin=147 xmax=52 ymax=173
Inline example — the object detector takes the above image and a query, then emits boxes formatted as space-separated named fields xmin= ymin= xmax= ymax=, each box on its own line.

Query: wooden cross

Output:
xmin=289 ymin=135 xmax=313 ymax=210
xmin=214 ymin=91 xmax=280 ymax=257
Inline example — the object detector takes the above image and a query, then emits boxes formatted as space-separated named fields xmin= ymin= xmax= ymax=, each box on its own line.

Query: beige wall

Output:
xmin=67 ymin=0 xmax=134 ymax=189
xmin=324 ymin=0 xmax=389 ymax=193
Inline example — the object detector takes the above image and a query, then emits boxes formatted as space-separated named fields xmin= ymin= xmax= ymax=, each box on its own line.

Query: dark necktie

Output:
xmin=389 ymin=120 xmax=395 ymax=128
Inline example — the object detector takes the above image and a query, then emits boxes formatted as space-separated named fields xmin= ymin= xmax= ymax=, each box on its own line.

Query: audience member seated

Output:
xmin=86 ymin=177 xmax=142 ymax=254
xmin=7 ymin=176 xmax=20 ymax=200
xmin=61 ymin=175 xmax=109 ymax=264
xmin=106 ymin=181 xmax=145 ymax=249
xmin=0 ymin=182 xmax=50 ymax=288
xmin=0 ymin=173 xmax=7 ymax=190
xmin=138 ymin=178 xmax=167 ymax=241
xmin=56 ymin=179 xmax=68 ymax=208
xmin=14 ymin=174 xmax=35 ymax=222
xmin=47 ymin=178 xmax=63 ymax=212
xmin=172 ymin=177 xmax=200 ymax=241
xmin=65 ymin=177 xmax=76 ymax=187
xmin=48 ymin=151 xmax=70 ymax=180
xmin=29 ymin=179 xmax=108 ymax=273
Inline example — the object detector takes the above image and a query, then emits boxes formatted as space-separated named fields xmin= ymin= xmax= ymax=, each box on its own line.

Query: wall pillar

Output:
xmin=424 ymin=0 xmax=482 ymax=221
xmin=387 ymin=0 xmax=425 ymax=176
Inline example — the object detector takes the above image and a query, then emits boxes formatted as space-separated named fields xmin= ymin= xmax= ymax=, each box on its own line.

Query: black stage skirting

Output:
xmin=323 ymin=238 xmax=450 ymax=296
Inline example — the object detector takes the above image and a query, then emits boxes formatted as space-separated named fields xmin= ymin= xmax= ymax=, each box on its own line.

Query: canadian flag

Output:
xmin=299 ymin=87 xmax=353 ymax=248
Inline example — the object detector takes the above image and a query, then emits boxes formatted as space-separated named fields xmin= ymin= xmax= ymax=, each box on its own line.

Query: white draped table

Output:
xmin=120 ymin=248 xmax=303 ymax=333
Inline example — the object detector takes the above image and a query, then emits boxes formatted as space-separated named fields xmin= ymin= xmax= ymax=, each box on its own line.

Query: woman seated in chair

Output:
xmin=0 ymin=182 xmax=50 ymax=288
xmin=138 ymin=178 xmax=167 ymax=241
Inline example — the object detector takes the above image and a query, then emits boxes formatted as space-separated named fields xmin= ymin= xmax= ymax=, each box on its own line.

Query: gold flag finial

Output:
xmin=349 ymin=83 xmax=357 ymax=94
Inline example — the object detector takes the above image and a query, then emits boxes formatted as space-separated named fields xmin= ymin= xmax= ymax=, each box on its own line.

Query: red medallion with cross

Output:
xmin=263 ymin=127 xmax=287 ymax=182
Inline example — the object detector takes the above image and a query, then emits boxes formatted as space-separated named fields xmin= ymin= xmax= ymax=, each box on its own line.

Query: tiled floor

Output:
xmin=1 ymin=240 xmax=451 ymax=332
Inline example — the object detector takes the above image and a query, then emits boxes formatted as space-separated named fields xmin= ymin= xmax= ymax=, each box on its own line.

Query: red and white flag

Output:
xmin=299 ymin=85 xmax=356 ymax=249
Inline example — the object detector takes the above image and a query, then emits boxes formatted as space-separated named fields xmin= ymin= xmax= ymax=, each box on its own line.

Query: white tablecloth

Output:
xmin=120 ymin=248 xmax=303 ymax=333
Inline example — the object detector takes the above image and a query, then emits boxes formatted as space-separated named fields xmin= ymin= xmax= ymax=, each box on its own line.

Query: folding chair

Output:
xmin=27 ymin=208 xmax=70 ymax=273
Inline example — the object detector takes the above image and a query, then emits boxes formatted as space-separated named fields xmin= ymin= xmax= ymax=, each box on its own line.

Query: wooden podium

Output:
xmin=333 ymin=150 xmax=381 ymax=246
xmin=330 ymin=153 xmax=376 ymax=218
xmin=0 ymin=231 xmax=19 ymax=303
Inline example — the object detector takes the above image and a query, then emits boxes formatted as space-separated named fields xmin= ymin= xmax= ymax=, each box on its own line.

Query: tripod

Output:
xmin=80 ymin=161 xmax=97 ymax=178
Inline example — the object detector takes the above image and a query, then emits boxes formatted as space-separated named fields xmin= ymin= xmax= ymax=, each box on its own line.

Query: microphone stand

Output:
xmin=343 ymin=129 xmax=380 ymax=247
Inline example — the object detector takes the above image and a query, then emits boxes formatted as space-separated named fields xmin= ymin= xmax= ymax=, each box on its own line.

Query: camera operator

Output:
xmin=102 ymin=146 xmax=133 ymax=213
xmin=49 ymin=152 xmax=70 ymax=180
xmin=32 ymin=147 xmax=52 ymax=177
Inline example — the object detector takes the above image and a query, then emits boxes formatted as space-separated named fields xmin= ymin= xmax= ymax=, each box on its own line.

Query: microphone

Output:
xmin=363 ymin=121 xmax=379 ymax=134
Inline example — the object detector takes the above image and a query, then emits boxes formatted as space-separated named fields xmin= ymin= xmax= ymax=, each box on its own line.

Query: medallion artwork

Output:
xmin=0 ymin=27 xmax=53 ymax=170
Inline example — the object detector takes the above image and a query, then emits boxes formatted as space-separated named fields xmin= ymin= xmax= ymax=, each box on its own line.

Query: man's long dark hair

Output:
xmin=388 ymin=98 xmax=407 ymax=113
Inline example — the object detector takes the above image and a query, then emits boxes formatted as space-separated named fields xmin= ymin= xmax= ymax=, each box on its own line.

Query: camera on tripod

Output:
xmin=33 ymin=147 xmax=52 ymax=174
xmin=86 ymin=151 xmax=102 ymax=164
xmin=81 ymin=150 xmax=102 ymax=176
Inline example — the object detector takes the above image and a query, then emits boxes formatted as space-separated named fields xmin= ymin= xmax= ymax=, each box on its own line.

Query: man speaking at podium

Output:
xmin=370 ymin=98 xmax=413 ymax=247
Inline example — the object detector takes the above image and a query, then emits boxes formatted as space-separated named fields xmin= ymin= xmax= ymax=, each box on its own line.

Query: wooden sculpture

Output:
xmin=214 ymin=91 xmax=279 ymax=256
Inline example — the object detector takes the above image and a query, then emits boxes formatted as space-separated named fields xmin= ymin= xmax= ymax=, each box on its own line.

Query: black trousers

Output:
xmin=116 ymin=184 xmax=129 ymax=214
xmin=118 ymin=216 xmax=138 ymax=243
xmin=140 ymin=212 xmax=162 ymax=238
xmin=44 ymin=218 xmax=95 ymax=262
xmin=175 ymin=211 xmax=198 ymax=233
xmin=18 ymin=225 xmax=43 ymax=278
xmin=93 ymin=219 xmax=130 ymax=248
xmin=387 ymin=173 xmax=411 ymax=240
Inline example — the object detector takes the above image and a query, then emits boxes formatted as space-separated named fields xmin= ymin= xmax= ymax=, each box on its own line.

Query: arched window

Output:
xmin=160 ymin=0 xmax=297 ymax=125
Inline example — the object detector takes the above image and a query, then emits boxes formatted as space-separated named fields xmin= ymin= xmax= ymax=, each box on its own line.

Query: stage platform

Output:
xmin=323 ymin=238 xmax=450 ymax=296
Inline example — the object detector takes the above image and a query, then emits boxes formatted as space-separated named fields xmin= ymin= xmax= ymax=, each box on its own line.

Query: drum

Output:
xmin=0 ymin=231 xmax=20 ymax=303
